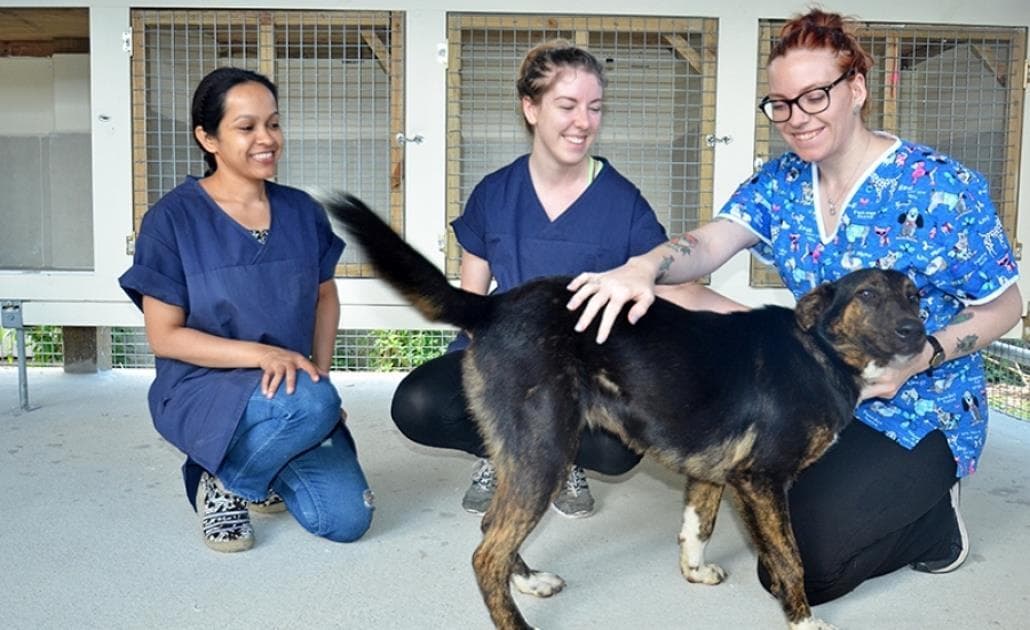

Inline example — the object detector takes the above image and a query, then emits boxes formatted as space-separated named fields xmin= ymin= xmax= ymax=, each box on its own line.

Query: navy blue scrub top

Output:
xmin=448 ymin=154 xmax=668 ymax=350
xmin=119 ymin=176 xmax=344 ymax=473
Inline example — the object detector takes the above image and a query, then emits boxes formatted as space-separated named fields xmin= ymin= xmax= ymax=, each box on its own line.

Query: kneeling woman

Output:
xmin=120 ymin=67 xmax=373 ymax=552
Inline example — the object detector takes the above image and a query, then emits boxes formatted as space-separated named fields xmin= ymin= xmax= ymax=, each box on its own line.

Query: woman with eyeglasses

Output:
xmin=565 ymin=8 xmax=1021 ymax=604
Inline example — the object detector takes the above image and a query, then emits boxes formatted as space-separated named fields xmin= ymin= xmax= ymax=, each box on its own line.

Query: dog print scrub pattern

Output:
xmin=717 ymin=136 xmax=1019 ymax=477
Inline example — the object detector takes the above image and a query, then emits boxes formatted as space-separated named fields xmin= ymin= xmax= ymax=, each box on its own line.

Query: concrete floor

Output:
xmin=2 ymin=367 xmax=1029 ymax=629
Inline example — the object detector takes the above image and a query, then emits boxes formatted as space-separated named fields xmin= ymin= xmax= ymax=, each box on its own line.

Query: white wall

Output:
xmin=0 ymin=0 xmax=1028 ymax=333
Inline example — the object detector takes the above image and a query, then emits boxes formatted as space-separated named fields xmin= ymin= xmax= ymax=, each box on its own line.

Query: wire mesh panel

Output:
xmin=445 ymin=14 xmax=718 ymax=276
xmin=985 ymin=340 xmax=1030 ymax=420
xmin=751 ymin=21 xmax=1025 ymax=287
xmin=93 ymin=326 xmax=451 ymax=372
xmin=130 ymin=9 xmax=404 ymax=276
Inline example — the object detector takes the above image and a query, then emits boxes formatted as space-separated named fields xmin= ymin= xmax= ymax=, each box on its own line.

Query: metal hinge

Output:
xmin=436 ymin=41 xmax=449 ymax=68
xmin=1024 ymin=59 xmax=1030 ymax=89
xmin=437 ymin=233 xmax=447 ymax=253
xmin=126 ymin=233 xmax=136 ymax=256
xmin=122 ymin=29 xmax=133 ymax=56
xmin=1015 ymin=241 xmax=1023 ymax=261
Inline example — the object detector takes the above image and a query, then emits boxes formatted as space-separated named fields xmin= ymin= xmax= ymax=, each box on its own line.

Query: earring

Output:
xmin=853 ymin=104 xmax=862 ymax=115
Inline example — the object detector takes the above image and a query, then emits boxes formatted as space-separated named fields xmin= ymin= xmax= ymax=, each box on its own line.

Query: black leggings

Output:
xmin=759 ymin=420 xmax=959 ymax=604
xmin=390 ymin=350 xmax=643 ymax=476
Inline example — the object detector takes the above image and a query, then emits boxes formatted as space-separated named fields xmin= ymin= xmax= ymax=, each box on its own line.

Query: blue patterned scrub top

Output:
xmin=718 ymin=135 xmax=1019 ymax=477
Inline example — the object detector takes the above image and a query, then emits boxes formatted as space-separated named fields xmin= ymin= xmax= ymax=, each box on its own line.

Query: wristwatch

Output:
xmin=927 ymin=335 xmax=946 ymax=370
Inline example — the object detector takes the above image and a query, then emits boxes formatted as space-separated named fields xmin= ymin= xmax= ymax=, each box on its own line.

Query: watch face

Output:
xmin=928 ymin=336 xmax=945 ymax=368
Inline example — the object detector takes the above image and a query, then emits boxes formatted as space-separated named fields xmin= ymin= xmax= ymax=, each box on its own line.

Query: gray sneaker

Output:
xmin=462 ymin=458 xmax=497 ymax=515
xmin=552 ymin=465 xmax=595 ymax=518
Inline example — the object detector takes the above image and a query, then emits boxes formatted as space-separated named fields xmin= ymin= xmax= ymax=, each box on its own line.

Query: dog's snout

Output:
xmin=894 ymin=318 xmax=923 ymax=340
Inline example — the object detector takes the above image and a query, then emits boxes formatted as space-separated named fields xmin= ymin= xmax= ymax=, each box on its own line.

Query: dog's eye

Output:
xmin=858 ymin=288 xmax=875 ymax=301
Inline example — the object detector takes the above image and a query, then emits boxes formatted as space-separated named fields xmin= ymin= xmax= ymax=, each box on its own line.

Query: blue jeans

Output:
xmin=216 ymin=372 xmax=374 ymax=542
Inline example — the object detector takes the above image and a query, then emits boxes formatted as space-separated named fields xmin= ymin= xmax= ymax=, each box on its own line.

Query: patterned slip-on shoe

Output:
xmin=249 ymin=490 xmax=287 ymax=514
xmin=196 ymin=471 xmax=254 ymax=552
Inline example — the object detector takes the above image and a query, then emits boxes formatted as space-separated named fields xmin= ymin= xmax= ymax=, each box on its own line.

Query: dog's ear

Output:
xmin=795 ymin=282 xmax=835 ymax=332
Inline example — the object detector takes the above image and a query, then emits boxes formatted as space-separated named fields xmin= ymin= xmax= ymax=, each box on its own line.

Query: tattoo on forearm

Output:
xmin=656 ymin=255 xmax=674 ymax=282
xmin=949 ymin=312 xmax=973 ymax=325
xmin=665 ymin=232 xmax=699 ymax=257
xmin=955 ymin=335 xmax=978 ymax=354
xmin=658 ymin=233 xmax=697 ymax=282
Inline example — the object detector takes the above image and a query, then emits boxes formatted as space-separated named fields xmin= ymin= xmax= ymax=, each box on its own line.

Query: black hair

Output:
xmin=190 ymin=67 xmax=278 ymax=175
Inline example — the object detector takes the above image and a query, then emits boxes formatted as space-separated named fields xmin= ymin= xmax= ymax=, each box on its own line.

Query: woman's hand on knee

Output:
xmin=258 ymin=348 xmax=322 ymax=397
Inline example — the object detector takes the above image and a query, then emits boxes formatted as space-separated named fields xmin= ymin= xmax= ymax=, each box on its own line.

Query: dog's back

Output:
xmin=469 ymin=281 xmax=856 ymax=480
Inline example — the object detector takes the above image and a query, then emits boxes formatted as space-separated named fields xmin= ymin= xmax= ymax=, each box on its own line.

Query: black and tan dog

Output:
xmin=324 ymin=194 xmax=927 ymax=630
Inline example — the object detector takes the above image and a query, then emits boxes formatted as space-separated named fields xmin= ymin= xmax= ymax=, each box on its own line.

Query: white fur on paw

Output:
xmin=789 ymin=617 xmax=838 ymax=630
xmin=511 ymin=570 xmax=566 ymax=597
xmin=681 ymin=562 xmax=726 ymax=585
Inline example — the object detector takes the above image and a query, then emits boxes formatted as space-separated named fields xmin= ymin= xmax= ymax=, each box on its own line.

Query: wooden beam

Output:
xmin=971 ymin=43 xmax=1008 ymax=88
xmin=664 ymin=34 xmax=702 ymax=74
xmin=362 ymin=30 xmax=390 ymax=75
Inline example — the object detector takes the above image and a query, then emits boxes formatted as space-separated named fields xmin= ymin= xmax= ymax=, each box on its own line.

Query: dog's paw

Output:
xmin=511 ymin=570 xmax=566 ymax=598
xmin=788 ymin=617 xmax=838 ymax=630
xmin=681 ymin=562 xmax=727 ymax=585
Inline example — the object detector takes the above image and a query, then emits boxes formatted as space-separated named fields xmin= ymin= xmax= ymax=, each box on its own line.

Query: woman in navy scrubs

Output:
xmin=120 ymin=67 xmax=373 ymax=552
xmin=389 ymin=41 xmax=736 ymax=519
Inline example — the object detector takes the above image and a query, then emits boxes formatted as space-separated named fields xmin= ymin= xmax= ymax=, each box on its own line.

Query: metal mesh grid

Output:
xmin=752 ymin=21 xmax=1025 ymax=287
xmin=0 ymin=326 xmax=63 ymax=366
xmin=445 ymin=15 xmax=718 ymax=276
xmin=130 ymin=10 xmax=403 ymax=274
xmin=985 ymin=340 xmax=1030 ymax=419
xmin=3 ymin=326 xmax=1024 ymax=417
xmin=94 ymin=327 xmax=452 ymax=372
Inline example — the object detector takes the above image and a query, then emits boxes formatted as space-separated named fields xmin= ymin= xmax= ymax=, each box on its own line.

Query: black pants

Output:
xmin=759 ymin=420 xmax=959 ymax=604
xmin=390 ymin=350 xmax=643 ymax=476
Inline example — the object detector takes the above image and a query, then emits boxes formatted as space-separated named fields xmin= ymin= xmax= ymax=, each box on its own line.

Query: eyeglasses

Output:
xmin=758 ymin=69 xmax=855 ymax=123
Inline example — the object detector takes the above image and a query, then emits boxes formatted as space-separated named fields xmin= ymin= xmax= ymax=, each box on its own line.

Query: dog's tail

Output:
xmin=320 ymin=192 xmax=491 ymax=331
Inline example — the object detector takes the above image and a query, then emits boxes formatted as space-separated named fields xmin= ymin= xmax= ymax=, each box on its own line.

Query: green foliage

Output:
xmin=367 ymin=329 xmax=450 ymax=371
xmin=0 ymin=325 xmax=62 ymax=366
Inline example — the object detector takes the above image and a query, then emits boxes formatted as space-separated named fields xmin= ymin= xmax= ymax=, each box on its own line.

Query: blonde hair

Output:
xmin=515 ymin=39 xmax=607 ymax=132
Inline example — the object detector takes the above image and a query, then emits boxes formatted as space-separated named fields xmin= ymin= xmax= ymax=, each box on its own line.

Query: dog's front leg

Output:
xmin=678 ymin=478 xmax=727 ymax=585
xmin=731 ymin=477 xmax=837 ymax=630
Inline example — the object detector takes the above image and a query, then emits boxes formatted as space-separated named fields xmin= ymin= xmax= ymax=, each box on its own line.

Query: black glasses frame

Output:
xmin=758 ymin=69 xmax=855 ymax=123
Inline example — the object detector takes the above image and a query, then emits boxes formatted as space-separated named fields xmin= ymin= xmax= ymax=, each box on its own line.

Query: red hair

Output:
xmin=769 ymin=8 xmax=873 ymax=78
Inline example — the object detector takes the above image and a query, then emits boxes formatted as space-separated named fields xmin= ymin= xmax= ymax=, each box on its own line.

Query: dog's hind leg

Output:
xmin=731 ymin=477 xmax=837 ymax=630
xmin=473 ymin=452 xmax=571 ymax=629
xmin=678 ymin=478 xmax=727 ymax=585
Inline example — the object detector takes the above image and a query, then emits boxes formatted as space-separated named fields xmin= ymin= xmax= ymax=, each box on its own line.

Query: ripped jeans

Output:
xmin=216 ymin=371 xmax=374 ymax=542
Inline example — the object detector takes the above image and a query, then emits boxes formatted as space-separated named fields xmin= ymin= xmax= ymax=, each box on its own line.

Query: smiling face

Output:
xmin=766 ymin=48 xmax=867 ymax=164
xmin=194 ymin=81 xmax=282 ymax=182
xmin=522 ymin=67 xmax=603 ymax=169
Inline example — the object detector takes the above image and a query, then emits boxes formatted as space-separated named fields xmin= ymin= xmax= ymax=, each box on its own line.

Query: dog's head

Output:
xmin=795 ymin=269 xmax=926 ymax=375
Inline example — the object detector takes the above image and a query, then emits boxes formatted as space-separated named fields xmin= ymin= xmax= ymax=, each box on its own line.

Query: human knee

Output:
xmin=756 ymin=557 xmax=851 ymax=606
xmin=284 ymin=376 xmax=342 ymax=439
xmin=302 ymin=491 xmax=375 ymax=543
xmin=390 ymin=373 xmax=438 ymax=441
xmin=576 ymin=433 xmax=641 ymax=476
